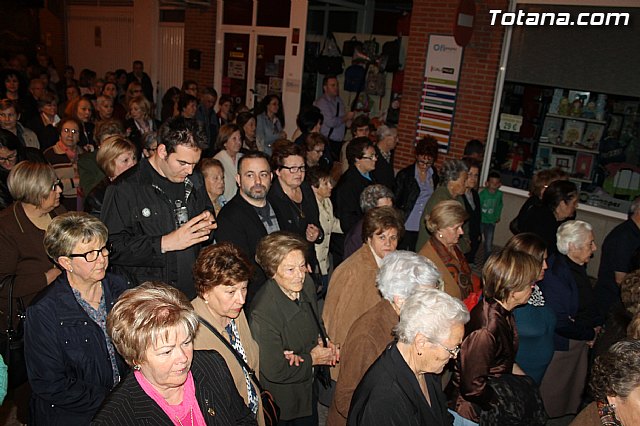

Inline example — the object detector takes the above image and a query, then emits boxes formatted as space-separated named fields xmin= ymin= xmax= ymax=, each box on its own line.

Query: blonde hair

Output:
xmin=7 ymin=161 xmax=57 ymax=206
xmin=96 ymin=135 xmax=136 ymax=178
xmin=483 ymin=248 xmax=540 ymax=302
xmin=426 ymin=200 xmax=468 ymax=233
xmin=43 ymin=212 xmax=108 ymax=260
xmin=128 ymin=95 xmax=151 ymax=121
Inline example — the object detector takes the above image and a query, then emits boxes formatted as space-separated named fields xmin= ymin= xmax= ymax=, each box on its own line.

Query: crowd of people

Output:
xmin=0 ymin=52 xmax=639 ymax=426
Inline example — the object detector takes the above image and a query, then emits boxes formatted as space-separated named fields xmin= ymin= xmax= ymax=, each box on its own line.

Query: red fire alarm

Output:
xmin=454 ymin=0 xmax=475 ymax=47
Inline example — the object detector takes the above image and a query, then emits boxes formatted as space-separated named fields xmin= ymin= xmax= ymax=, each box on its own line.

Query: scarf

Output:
xmin=55 ymin=140 xmax=79 ymax=162
xmin=597 ymin=400 xmax=622 ymax=426
xmin=431 ymin=236 xmax=472 ymax=300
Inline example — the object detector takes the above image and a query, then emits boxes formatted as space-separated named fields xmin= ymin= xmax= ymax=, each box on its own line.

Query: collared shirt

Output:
xmin=314 ymin=94 xmax=347 ymax=141
xmin=405 ymin=167 xmax=435 ymax=232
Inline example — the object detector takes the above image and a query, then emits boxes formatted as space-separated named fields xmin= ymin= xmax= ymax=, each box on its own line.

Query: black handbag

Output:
xmin=342 ymin=36 xmax=363 ymax=57
xmin=307 ymin=301 xmax=333 ymax=390
xmin=198 ymin=317 xmax=280 ymax=426
xmin=479 ymin=374 xmax=548 ymax=426
xmin=317 ymin=34 xmax=344 ymax=75
xmin=0 ymin=275 xmax=28 ymax=389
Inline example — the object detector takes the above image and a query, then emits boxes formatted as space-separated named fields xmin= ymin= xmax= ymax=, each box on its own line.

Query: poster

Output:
xmin=416 ymin=35 xmax=464 ymax=151
xmin=228 ymin=60 xmax=246 ymax=79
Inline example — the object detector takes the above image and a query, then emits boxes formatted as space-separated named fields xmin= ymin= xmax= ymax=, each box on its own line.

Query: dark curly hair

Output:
xmin=192 ymin=242 xmax=253 ymax=299
xmin=590 ymin=339 xmax=640 ymax=401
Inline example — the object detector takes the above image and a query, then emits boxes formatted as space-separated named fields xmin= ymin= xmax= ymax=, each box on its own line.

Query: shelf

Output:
xmin=538 ymin=142 xmax=599 ymax=154
xmin=546 ymin=113 xmax=606 ymax=125
xmin=570 ymin=177 xmax=593 ymax=184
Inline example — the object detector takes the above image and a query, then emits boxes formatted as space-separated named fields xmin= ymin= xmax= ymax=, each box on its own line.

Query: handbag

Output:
xmin=342 ymin=36 xmax=363 ymax=57
xmin=0 ymin=275 xmax=28 ymax=389
xmin=317 ymin=34 xmax=344 ymax=76
xmin=479 ymin=374 xmax=547 ymax=425
xmin=198 ymin=317 xmax=280 ymax=426
xmin=307 ymin=302 xmax=332 ymax=390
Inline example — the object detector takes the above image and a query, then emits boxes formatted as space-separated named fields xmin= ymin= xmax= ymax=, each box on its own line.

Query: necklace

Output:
xmin=175 ymin=406 xmax=193 ymax=426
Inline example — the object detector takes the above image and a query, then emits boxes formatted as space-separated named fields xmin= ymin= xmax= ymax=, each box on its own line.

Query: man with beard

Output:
xmin=216 ymin=151 xmax=280 ymax=304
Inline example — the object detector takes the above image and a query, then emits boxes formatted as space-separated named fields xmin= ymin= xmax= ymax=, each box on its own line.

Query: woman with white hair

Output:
xmin=538 ymin=220 xmax=604 ymax=418
xmin=371 ymin=125 xmax=398 ymax=190
xmin=348 ymin=287 xmax=469 ymax=425
xmin=327 ymin=251 xmax=442 ymax=426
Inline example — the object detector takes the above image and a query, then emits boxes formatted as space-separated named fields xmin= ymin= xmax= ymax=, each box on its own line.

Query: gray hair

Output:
xmin=630 ymin=196 xmax=640 ymax=218
xmin=44 ymin=212 xmax=108 ymax=260
xmin=440 ymin=159 xmax=468 ymax=185
xmin=556 ymin=220 xmax=593 ymax=255
xmin=360 ymin=184 xmax=394 ymax=212
xmin=376 ymin=125 xmax=397 ymax=142
xmin=395 ymin=287 xmax=469 ymax=344
xmin=377 ymin=251 xmax=443 ymax=301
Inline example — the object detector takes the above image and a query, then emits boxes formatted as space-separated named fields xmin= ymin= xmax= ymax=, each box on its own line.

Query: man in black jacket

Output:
xmin=126 ymin=60 xmax=154 ymax=103
xmin=102 ymin=117 xmax=215 ymax=298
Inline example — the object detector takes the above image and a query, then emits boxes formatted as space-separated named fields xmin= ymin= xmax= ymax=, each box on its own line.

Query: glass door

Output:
xmin=253 ymin=35 xmax=287 ymax=105
xmin=221 ymin=33 xmax=250 ymax=107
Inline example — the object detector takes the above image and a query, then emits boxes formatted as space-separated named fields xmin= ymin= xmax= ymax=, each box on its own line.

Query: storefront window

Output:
xmin=257 ymin=0 xmax=291 ymax=28
xmin=223 ymin=0 xmax=253 ymax=26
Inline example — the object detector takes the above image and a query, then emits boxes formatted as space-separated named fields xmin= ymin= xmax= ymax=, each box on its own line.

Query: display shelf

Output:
xmin=546 ymin=113 xmax=606 ymax=125
xmin=538 ymin=142 xmax=599 ymax=154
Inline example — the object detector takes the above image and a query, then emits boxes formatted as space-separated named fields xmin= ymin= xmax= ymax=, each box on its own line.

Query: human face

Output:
xmin=273 ymin=250 xmax=307 ymax=294
xmin=102 ymin=83 xmax=117 ymax=98
xmin=447 ymin=172 xmax=468 ymax=197
xmin=77 ymin=99 xmax=93 ymax=123
xmin=416 ymin=154 xmax=434 ymax=172
xmin=555 ymin=195 xmax=579 ymax=221
xmin=157 ymin=144 xmax=202 ymax=183
xmin=30 ymin=81 xmax=45 ymax=100
xmin=380 ymin=134 xmax=398 ymax=153
xmin=313 ymin=177 xmax=333 ymax=200
xmin=97 ymin=99 xmax=114 ymax=119
xmin=323 ymin=78 xmax=339 ymax=98
xmin=224 ymin=131 xmax=242 ymax=156
xmin=569 ymin=231 xmax=597 ymax=265
xmin=112 ymin=150 xmax=137 ymax=179
xmin=66 ymin=86 xmax=79 ymax=101
xmin=466 ymin=167 xmax=479 ymax=190
xmin=63 ymin=238 xmax=109 ymax=285
xmin=367 ymin=228 xmax=399 ymax=259
xmin=276 ymin=155 xmax=305 ymax=190
xmin=201 ymin=94 xmax=216 ymax=110
xmin=354 ymin=125 xmax=370 ymax=138
xmin=185 ymin=84 xmax=198 ymax=97
xmin=39 ymin=178 xmax=62 ymax=212
xmin=220 ymin=101 xmax=231 ymax=115
xmin=421 ymin=323 xmax=464 ymax=374
xmin=0 ymin=146 xmax=18 ymax=171
xmin=267 ymin=98 xmax=279 ymax=116
xmin=306 ymin=143 xmax=324 ymax=166
xmin=182 ymin=101 xmax=197 ymax=119
xmin=537 ymin=250 xmax=548 ymax=282
xmin=0 ymin=107 xmax=18 ymax=132
xmin=41 ymin=102 xmax=58 ymax=119
xmin=243 ymin=118 xmax=256 ymax=140
xmin=609 ymin=385 xmax=640 ymax=426
xmin=133 ymin=62 xmax=144 ymax=77
xmin=4 ymin=75 xmax=19 ymax=94
xmin=237 ymin=157 xmax=272 ymax=203
xmin=139 ymin=326 xmax=193 ymax=395
xmin=203 ymin=281 xmax=247 ymax=321
xmin=438 ymin=222 xmax=464 ymax=247
xmin=60 ymin=120 xmax=80 ymax=148
xmin=203 ymin=165 xmax=225 ymax=198
xmin=311 ymin=120 xmax=322 ymax=133
xmin=143 ymin=141 xmax=158 ymax=159
xmin=355 ymin=147 xmax=377 ymax=173
xmin=487 ymin=177 xmax=501 ymax=192
xmin=129 ymin=102 xmax=144 ymax=121
xmin=376 ymin=197 xmax=393 ymax=208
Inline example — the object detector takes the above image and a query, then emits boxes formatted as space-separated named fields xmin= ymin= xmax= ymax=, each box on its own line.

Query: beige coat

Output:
xmin=192 ymin=297 xmax=265 ymax=426
xmin=418 ymin=239 xmax=462 ymax=300
xmin=315 ymin=194 xmax=343 ymax=275
xmin=323 ymin=244 xmax=381 ymax=380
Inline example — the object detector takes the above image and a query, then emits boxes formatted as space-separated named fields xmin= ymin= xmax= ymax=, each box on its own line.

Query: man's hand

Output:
xmin=160 ymin=211 xmax=217 ymax=253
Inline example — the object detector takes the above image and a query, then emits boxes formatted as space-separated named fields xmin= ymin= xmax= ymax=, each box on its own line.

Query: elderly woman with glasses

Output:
xmin=328 ymin=251 xmax=442 ymax=426
xmin=348 ymin=287 xmax=469 ymax=426
xmin=25 ymin=212 xmax=128 ymax=424
xmin=451 ymin=247 xmax=542 ymax=424
xmin=213 ymin=123 xmax=243 ymax=201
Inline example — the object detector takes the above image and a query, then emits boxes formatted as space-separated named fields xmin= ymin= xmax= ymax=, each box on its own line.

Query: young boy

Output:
xmin=479 ymin=171 xmax=503 ymax=261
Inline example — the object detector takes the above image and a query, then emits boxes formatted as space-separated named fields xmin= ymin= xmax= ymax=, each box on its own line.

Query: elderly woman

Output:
xmin=27 ymin=92 xmax=60 ymax=150
xmin=25 ymin=212 xmax=127 ymax=424
xmin=415 ymin=159 xmax=469 ymax=252
xmin=236 ymin=111 xmax=258 ymax=152
xmin=0 ymin=129 xmax=45 ymax=209
xmin=199 ymin=158 xmax=227 ymax=216
xmin=249 ymin=232 xmax=338 ymax=425
xmin=323 ymin=206 xmax=404 ymax=381
xmin=538 ymin=220 xmax=604 ymax=418
xmin=520 ymin=179 xmax=578 ymax=253
xmin=343 ymin=183 xmax=394 ymax=259
xmin=92 ymin=282 xmax=256 ymax=425
xmin=84 ymin=135 xmax=137 ymax=218
xmin=328 ymin=251 xmax=442 ymax=426
xmin=452 ymin=248 xmax=543 ymax=424
xmin=43 ymin=117 xmax=84 ymax=211
xmin=213 ymin=123 xmax=243 ymax=201
xmin=349 ymin=287 xmax=469 ymax=425
xmin=370 ymin=125 xmax=398 ymax=190
xmin=302 ymin=132 xmax=329 ymax=169
xmin=571 ymin=340 xmax=640 ymax=426
xmin=64 ymin=96 xmax=96 ymax=150
xmin=419 ymin=200 xmax=474 ymax=303
xmin=124 ymin=95 xmax=159 ymax=153
xmin=192 ymin=243 xmax=264 ymax=425
xmin=256 ymin=95 xmax=286 ymax=156
xmin=394 ymin=136 xmax=440 ymax=250
xmin=506 ymin=233 xmax=556 ymax=384
xmin=0 ymin=98 xmax=40 ymax=149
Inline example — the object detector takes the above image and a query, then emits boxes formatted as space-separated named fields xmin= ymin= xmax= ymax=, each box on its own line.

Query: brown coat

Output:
xmin=418 ymin=240 xmax=462 ymax=300
xmin=570 ymin=402 xmax=601 ymax=426
xmin=323 ymin=244 xmax=381 ymax=380
xmin=327 ymin=300 xmax=398 ymax=426
xmin=192 ymin=297 xmax=265 ymax=426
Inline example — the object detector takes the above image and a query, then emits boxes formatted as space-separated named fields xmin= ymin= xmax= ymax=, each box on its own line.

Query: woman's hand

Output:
xmin=310 ymin=337 xmax=340 ymax=366
xmin=306 ymin=224 xmax=320 ymax=242
xmin=283 ymin=350 xmax=304 ymax=367
xmin=512 ymin=363 xmax=526 ymax=376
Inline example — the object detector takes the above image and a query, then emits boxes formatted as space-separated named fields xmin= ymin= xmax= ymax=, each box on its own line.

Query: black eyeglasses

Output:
xmin=51 ymin=179 xmax=63 ymax=191
xmin=0 ymin=152 xmax=17 ymax=162
xmin=433 ymin=341 xmax=461 ymax=358
xmin=280 ymin=165 xmax=306 ymax=173
xmin=68 ymin=245 xmax=110 ymax=262
xmin=361 ymin=154 xmax=377 ymax=161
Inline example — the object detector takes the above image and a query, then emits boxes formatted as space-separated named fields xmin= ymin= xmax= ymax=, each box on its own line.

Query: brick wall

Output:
xmin=183 ymin=5 xmax=217 ymax=88
xmin=395 ymin=0 xmax=508 ymax=168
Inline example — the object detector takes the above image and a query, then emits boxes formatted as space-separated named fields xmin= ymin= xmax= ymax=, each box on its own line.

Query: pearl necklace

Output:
xmin=175 ymin=406 xmax=193 ymax=426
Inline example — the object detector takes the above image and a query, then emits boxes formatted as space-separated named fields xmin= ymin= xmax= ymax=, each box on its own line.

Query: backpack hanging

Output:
xmin=363 ymin=38 xmax=379 ymax=58
xmin=317 ymin=34 xmax=344 ymax=75
xmin=343 ymin=64 xmax=366 ymax=92
xmin=382 ymin=37 xmax=402 ymax=72
xmin=342 ymin=36 xmax=363 ymax=57
xmin=366 ymin=66 xmax=386 ymax=97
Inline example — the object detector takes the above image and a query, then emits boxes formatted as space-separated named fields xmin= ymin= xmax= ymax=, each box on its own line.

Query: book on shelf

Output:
xmin=562 ymin=120 xmax=585 ymax=147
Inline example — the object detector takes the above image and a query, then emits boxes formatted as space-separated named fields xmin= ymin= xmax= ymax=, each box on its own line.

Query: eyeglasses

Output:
xmin=51 ymin=179 xmax=62 ymax=191
xmin=62 ymin=128 xmax=79 ymax=135
xmin=67 ymin=245 xmax=110 ymax=262
xmin=312 ymin=149 xmax=324 ymax=154
xmin=280 ymin=165 xmax=306 ymax=173
xmin=0 ymin=152 xmax=17 ymax=162
xmin=433 ymin=341 xmax=461 ymax=358
xmin=361 ymin=154 xmax=377 ymax=161
xmin=0 ymin=112 xmax=17 ymax=119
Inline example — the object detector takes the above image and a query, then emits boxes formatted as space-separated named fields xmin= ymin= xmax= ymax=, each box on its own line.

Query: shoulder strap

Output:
xmin=303 ymin=293 xmax=328 ymax=348
xmin=197 ymin=316 xmax=264 ymax=393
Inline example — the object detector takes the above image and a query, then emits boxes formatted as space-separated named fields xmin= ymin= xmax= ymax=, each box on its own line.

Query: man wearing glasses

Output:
xmin=102 ymin=116 xmax=215 ymax=299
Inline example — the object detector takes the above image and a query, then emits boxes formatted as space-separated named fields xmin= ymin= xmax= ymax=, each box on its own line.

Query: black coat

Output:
xmin=215 ymin=194 xmax=269 ymax=304
xmin=520 ymin=203 xmax=559 ymax=254
xmin=101 ymin=158 xmax=212 ymax=299
xmin=394 ymin=163 xmax=439 ymax=220
xmin=462 ymin=189 xmax=482 ymax=248
xmin=92 ymin=351 xmax=256 ymax=426
xmin=84 ymin=177 xmax=110 ymax=219
xmin=371 ymin=146 xmax=395 ymax=191
xmin=332 ymin=166 xmax=375 ymax=233
xmin=25 ymin=273 xmax=128 ymax=425
xmin=348 ymin=343 xmax=453 ymax=426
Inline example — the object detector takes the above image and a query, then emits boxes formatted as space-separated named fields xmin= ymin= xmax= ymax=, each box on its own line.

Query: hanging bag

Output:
xmin=0 ymin=275 xmax=27 ymax=389
xmin=342 ymin=36 xmax=363 ymax=57
xmin=317 ymin=34 xmax=344 ymax=75
xmin=382 ymin=37 xmax=402 ymax=72
xmin=366 ymin=66 xmax=386 ymax=97
xmin=363 ymin=37 xmax=379 ymax=58
xmin=343 ymin=64 xmax=366 ymax=93
xmin=198 ymin=317 xmax=280 ymax=426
